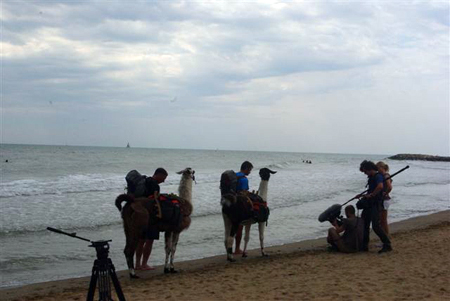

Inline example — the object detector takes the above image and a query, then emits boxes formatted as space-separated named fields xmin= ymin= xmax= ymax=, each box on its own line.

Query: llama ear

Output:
xmin=176 ymin=170 xmax=184 ymax=174
xmin=268 ymin=169 xmax=277 ymax=174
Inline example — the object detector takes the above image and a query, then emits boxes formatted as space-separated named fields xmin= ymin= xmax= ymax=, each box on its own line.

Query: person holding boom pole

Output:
xmin=356 ymin=160 xmax=392 ymax=253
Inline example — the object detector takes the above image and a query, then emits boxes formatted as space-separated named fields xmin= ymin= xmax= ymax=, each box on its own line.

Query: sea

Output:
xmin=1 ymin=144 xmax=449 ymax=288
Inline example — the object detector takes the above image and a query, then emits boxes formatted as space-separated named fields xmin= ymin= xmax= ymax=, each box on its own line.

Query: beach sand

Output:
xmin=2 ymin=211 xmax=449 ymax=301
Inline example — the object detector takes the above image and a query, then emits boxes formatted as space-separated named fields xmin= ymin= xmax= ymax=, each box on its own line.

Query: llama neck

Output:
xmin=178 ymin=176 xmax=193 ymax=203
xmin=258 ymin=180 xmax=269 ymax=202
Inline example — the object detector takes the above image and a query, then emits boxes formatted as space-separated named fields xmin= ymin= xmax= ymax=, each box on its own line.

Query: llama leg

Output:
xmin=124 ymin=228 xmax=140 ymax=278
xmin=258 ymin=222 xmax=267 ymax=256
xmin=169 ymin=232 xmax=180 ymax=273
xmin=242 ymin=224 xmax=251 ymax=258
xmin=222 ymin=213 xmax=234 ymax=262
xmin=164 ymin=231 xmax=173 ymax=274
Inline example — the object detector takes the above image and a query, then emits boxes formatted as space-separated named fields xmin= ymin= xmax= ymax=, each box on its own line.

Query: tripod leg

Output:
xmin=87 ymin=262 xmax=99 ymax=301
xmin=108 ymin=259 xmax=126 ymax=301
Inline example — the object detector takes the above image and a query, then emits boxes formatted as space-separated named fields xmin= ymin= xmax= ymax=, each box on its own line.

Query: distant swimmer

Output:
xmin=5 ymin=160 xmax=8 ymax=163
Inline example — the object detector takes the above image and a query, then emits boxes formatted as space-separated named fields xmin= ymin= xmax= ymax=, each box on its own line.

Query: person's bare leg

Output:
xmin=141 ymin=240 xmax=155 ymax=270
xmin=135 ymin=239 xmax=145 ymax=269
xmin=381 ymin=210 xmax=389 ymax=236
xmin=234 ymin=225 xmax=243 ymax=254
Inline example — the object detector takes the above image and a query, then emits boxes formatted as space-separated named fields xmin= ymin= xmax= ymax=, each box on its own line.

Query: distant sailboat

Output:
xmin=126 ymin=142 xmax=130 ymax=148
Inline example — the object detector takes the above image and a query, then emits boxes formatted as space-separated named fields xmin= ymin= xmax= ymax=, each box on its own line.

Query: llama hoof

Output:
xmin=261 ymin=252 xmax=269 ymax=257
xmin=129 ymin=273 xmax=140 ymax=279
xmin=242 ymin=252 xmax=248 ymax=258
xmin=164 ymin=268 xmax=170 ymax=274
xmin=227 ymin=257 xmax=236 ymax=262
xmin=170 ymin=268 xmax=178 ymax=274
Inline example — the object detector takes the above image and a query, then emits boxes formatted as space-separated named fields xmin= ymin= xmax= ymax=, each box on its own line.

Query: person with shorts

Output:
xmin=135 ymin=168 xmax=168 ymax=270
xmin=233 ymin=161 xmax=253 ymax=254
xmin=377 ymin=161 xmax=392 ymax=236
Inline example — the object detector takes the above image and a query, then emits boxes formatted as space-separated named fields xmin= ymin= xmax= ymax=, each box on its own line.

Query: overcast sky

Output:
xmin=2 ymin=1 xmax=449 ymax=155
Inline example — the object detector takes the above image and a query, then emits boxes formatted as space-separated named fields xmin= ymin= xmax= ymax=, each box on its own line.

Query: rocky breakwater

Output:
xmin=388 ymin=154 xmax=450 ymax=162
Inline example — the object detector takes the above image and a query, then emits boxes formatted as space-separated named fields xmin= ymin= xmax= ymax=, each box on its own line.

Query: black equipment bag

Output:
xmin=220 ymin=170 xmax=238 ymax=196
xmin=125 ymin=170 xmax=147 ymax=197
xmin=356 ymin=197 xmax=372 ymax=210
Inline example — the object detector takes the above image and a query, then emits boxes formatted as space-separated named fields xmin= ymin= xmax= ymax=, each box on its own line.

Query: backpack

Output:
xmin=157 ymin=194 xmax=182 ymax=226
xmin=125 ymin=170 xmax=148 ymax=197
xmin=220 ymin=170 xmax=239 ymax=196
xmin=248 ymin=193 xmax=270 ymax=223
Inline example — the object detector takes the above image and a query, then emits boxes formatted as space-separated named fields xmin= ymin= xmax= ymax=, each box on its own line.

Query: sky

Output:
xmin=1 ymin=0 xmax=449 ymax=155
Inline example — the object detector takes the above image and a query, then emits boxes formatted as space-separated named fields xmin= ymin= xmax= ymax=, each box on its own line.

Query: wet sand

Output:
xmin=1 ymin=210 xmax=449 ymax=300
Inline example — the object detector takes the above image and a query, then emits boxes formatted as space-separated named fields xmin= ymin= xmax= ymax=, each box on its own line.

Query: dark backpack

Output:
xmin=220 ymin=170 xmax=239 ymax=196
xmin=248 ymin=193 xmax=270 ymax=223
xmin=125 ymin=170 xmax=147 ymax=197
xmin=157 ymin=194 xmax=182 ymax=226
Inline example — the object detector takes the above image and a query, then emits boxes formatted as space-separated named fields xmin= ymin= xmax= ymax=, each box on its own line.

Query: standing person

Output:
xmin=234 ymin=161 xmax=253 ymax=254
xmin=377 ymin=161 xmax=392 ymax=236
xmin=356 ymin=160 xmax=392 ymax=253
xmin=135 ymin=168 xmax=168 ymax=270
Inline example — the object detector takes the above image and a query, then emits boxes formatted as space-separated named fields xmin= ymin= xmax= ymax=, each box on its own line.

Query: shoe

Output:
xmin=378 ymin=245 xmax=393 ymax=254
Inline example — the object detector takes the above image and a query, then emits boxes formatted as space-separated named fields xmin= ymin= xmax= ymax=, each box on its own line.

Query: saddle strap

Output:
xmin=153 ymin=191 xmax=163 ymax=219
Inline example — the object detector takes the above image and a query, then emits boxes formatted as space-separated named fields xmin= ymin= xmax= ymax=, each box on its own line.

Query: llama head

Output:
xmin=176 ymin=167 xmax=196 ymax=182
xmin=259 ymin=168 xmax=277 ymax=181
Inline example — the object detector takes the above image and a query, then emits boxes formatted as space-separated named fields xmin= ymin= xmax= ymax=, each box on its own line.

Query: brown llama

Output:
xmin=115 ymin=168 xmax=195 ymax=277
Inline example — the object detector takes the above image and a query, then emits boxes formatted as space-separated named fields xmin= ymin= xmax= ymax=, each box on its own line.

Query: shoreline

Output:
xmin=1 ymin=210 xmax=449 ymax=300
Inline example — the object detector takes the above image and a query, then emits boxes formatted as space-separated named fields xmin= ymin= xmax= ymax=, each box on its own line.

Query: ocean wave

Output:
xmin=401 ymin=181 xmax=450 ymax=188
xmin=0 ymin=174 xmax=125 ymax=198
xmin=0 ymin=173 xmax=219 ymax=199
xmin=265 ymin=160 xmax=303 ymax=170
xmin=0 ymin=217 xmax=124 ymax=236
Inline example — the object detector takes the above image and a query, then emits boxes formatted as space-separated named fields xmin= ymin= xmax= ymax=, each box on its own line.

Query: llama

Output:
xmin=221 ymin=168 xmax=276 ymax=262
xmin=242 ymin=168 xmax=276 ymax=257
xmin=115 ymin=168 xmax=195 ymax=277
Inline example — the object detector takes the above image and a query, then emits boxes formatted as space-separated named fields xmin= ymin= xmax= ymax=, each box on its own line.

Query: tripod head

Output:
xmin=89 ymin=240 xmax=112 ymax=260
xmin=47 ymin=227 xmax=112 ymax=259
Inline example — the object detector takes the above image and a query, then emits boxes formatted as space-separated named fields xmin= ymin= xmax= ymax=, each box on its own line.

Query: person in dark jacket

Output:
xmin=356 ymin=160 xmax=392 ymax=253
xmin=135 ymin=168 xmax=168 ymax=270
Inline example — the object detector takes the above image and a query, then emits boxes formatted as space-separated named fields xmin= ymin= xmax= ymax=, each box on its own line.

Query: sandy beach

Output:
xmin=2 ymin=210 xmax=449 ymax=301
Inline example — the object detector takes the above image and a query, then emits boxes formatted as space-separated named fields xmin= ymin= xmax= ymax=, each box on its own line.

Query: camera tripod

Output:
xmin=47 ymin=227 xmax=126 ymax=301
xmin=87 ymin=240 xmax=126 ymax=301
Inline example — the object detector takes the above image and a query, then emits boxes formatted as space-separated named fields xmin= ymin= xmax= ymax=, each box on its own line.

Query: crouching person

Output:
xmin=327 ymin=205 xmax=364 ymax=253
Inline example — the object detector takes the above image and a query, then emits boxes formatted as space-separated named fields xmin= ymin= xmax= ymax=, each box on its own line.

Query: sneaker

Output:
xmin=378 ymin=245 xmax=393 ymax=254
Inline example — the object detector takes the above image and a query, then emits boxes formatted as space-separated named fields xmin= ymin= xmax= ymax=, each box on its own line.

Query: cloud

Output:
xmin=1 ymin=1 xmax=449 ymax=154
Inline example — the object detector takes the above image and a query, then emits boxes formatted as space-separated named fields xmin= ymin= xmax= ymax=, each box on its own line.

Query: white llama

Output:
xmin=221 ymin=168 xmax=276 ymax=262
xmin=242 ymin=168 xmax=276 ymax=257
